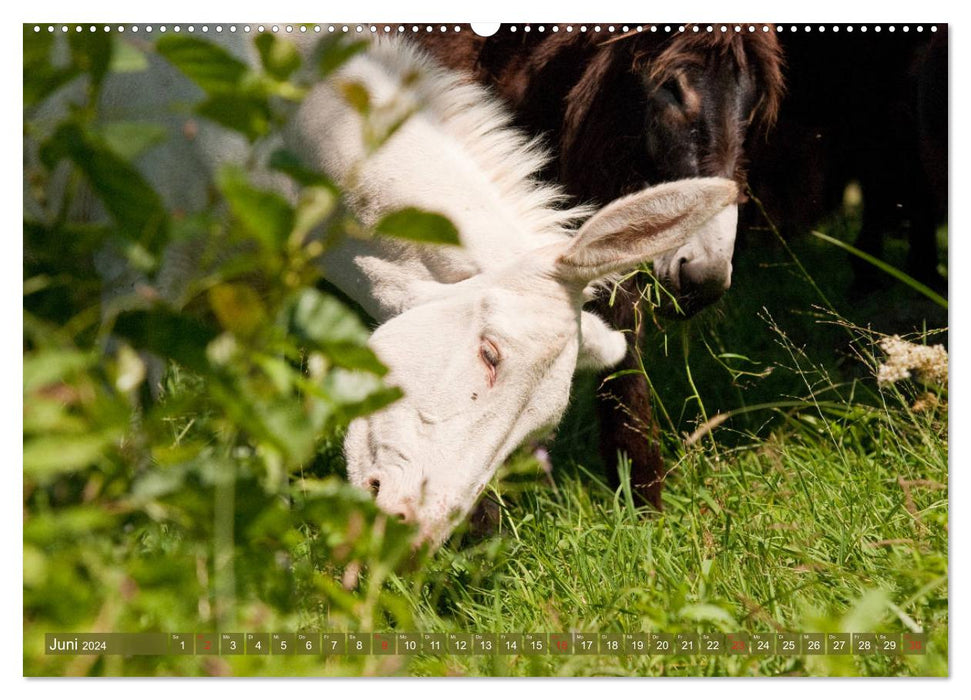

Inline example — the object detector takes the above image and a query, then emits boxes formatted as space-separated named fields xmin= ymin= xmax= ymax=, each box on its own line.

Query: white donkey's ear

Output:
xmin=577 ymin=311 xmax=628 ymax=371
xmin=556 ymin=178 xmax=737 ymax=285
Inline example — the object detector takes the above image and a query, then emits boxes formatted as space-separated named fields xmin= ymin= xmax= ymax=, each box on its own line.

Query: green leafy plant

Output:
xmin=23 ymin=26 xmax=455 ymax=676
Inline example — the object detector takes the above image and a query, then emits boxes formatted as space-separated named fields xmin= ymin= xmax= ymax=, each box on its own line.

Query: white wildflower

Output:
xmin=876 ymin=335 xmax=948 ymax=386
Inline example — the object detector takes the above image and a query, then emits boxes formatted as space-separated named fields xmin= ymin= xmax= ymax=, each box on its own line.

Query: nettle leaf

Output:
xmin=40 ymin=123 xmax=168 ymax=250
xmin=156 ymin=35 xmax=249 ymax=93
xmin=287 ymin=289 xmax=387 ymax=374
xmin=113 ymin=307 xmax=218 ymax=373
xmin=375 ymin=207 xmax=461 ymax=246
xmin=217 ymin=166 xmax=294 ymax=251
xmin=254 ymin=33 xmax=301 ymax=81
xmin=197 ymin=93 xmax=272 ymax=142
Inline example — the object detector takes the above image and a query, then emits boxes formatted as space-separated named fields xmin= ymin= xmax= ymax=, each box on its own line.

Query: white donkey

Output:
xmin=286 ymin=39 xmax=737 ymax=544
xmin=82 ymin=33 xmax=735 ymax=545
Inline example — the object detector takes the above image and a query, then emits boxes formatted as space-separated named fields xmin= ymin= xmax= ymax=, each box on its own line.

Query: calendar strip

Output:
xmin=44 ymin=632 xmax=928 ymax=656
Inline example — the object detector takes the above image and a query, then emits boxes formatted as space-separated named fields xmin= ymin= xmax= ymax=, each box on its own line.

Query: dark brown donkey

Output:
xmin=416 ymin=26 xmax=784 ymax=507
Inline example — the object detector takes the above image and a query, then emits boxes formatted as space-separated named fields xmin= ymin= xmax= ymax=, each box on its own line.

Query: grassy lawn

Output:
xmin=28 ymin=219 xmax=946 ymax=678
xmin=379 ymin=223 xmax=949 ymax=677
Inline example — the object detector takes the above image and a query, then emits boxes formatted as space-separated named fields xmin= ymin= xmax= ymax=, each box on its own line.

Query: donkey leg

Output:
xmin=596 ymin=352 xmax=664 ymax=509
xmin=593 ymin=282 xmax=665 ymax=509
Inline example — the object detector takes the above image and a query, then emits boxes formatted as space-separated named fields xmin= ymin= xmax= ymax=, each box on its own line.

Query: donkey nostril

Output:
xmin=367 ymin=478 xmax=381 ymax=496
xmin=676 ymin=257 xmax=691 ymax=285
xmin=393 ymin=503 xmax=416 ymax=524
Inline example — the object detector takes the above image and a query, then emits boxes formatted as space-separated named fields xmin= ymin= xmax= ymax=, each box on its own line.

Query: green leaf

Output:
xmin=217 ymin=166 xmax=294 ymax=250
xmin=23 ymin=349 xmax=93 ymax=393
xmin=841 ymin=589 xmax=891 ymax=634
xmin=323 ymin=368 xmax=403 ymax=425
xmin=338 ymin=81 xmax=370 ymax=115
xmin=289 ymin=289 xmax=368 ymax=344
xmin=131 ymin=465 xmax=189 ymax=502
xmin=24 ymin=431 xmax=121 ymax=482
xmin=374 ymin=207 xmax=461 ymax=246
xmin=268 ymin=149 xmax=337 ymax=189
xmin=68 ymin=29 xmax=113 ymax=91
xmin=96 ymin=121 xmax=168 ymax=161
xmin=317 ymin=36 xmax=368 ymax=78
xmin=113 ymin=307 xmax=218 ymax=373
xmin=23 ymin=26 xmax=53 ymax=72
xmin=23 ymin=506 xmax=118 ymax=547
xmin=24 ymin=65 xmax=80 ymax=109
xmin=155 ymin=35 xmax=249 ymax=93
xmin=40 ymin=123 xmax=168 ymax=250
xmin=678 ymin=603 xmax=737 ymax=630
xmin=23 ymin=28 xmax=81 ymax=108
xmin=208 ymin=283 xmax=267 ymax=337
xmin=254 ymin=33 xmax=301 ymax=80
xmin=109 ymin=37 xmax=149 ymax=73
xmin=293 ymin=186 xmax=338 ymax=242
xmin=197 ymin=93 xmax=272 ymax=142
xmin=24 ymin=398 xmax=89 ymax=434
xmin=287 ymin=289 xmax=387 ymax=374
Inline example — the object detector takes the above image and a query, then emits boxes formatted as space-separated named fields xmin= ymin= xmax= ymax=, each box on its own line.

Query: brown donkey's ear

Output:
xmin=555 ymin=177 xmax=737 ymax=285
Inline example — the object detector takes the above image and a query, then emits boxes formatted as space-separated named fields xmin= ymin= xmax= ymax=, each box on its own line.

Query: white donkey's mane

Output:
xmin=380 ymin=40 xmax=592 ymax=238
xmin=292 ymin=38 xmax=596 ymax=320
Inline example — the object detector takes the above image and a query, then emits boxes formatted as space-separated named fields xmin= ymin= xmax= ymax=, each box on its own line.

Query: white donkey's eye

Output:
xmin=479 ymin=338 xmax=501 ymax=387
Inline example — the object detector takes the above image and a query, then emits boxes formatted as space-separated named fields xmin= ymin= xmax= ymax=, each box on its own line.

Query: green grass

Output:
xmin=27 ymin=224 xmax=948 ymax=678
xmin=392 ymin=395 xmax=947 ymax=676
xmin=318 ymin=213 xmax=948 ymax=677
